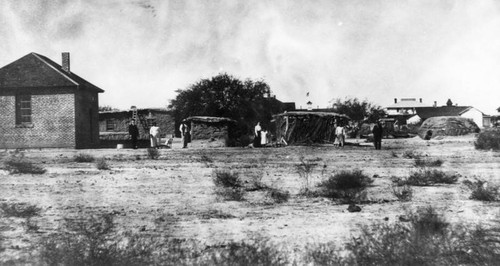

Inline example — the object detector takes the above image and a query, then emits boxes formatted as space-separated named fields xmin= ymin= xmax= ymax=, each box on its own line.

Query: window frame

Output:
xmin=106 ymin=119 xmax=116 ymax=131
xmin=15 ymin=94 xmax=33 ymax=127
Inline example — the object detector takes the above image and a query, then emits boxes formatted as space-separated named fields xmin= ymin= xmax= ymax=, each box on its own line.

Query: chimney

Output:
xmin=62 ymin=52 xmax=70 ymax=73
xmin=419 ymin=98 xmax=422 ymax=103
xmin=433 ymin=101 xmax=437 ymax=107
xmin=394 ymin=98 xmax=397 ymax=104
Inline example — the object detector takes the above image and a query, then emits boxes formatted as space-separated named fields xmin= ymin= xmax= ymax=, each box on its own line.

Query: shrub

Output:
xmin=0 ymin=202 xmax=41 ymax=218
xmin=95 ymin=158 xmax=110 ymax=170
xmin=3 ymin=157 xmax=46 ymax=174
xmin=317 ymin=169 xmax=373 ymax=203
xmin=295 ymin=156 xmax=317 ymax=193
xmin=392 ymin=185 xmax=413 ymax=201
xmin=39 ymin=213 xmax=159 ymax=266
xmin=475 ymin=128 xmax=500 ymax=151
xmin=266 ymin=188 xmax=290 ymax=204
xmin=214 ymin=187 xmax=246 ymax=201
xmin=212 ymin=169 xmax=242 ymax=188
xmin=414 ymin=158 xmax=443 ymax=167
xmin=146 ymin=147 xmax=160 ymax=159
xmin=73 ymin=153 xmax=95 ymax=162
xmin=305 ymin=207 xmax=500 ymax=265
xmin=463 ymin=179 xmax=500 ymax=201
xmin=402 ymin=149 xmax=422 ymax=159
xmin=202 ymin=237 xmax=288 ymax=266
xmin=402 ymin=169 xmax=458 ymax=186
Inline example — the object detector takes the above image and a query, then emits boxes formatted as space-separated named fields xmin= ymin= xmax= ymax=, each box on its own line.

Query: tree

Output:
xmin=330 ymin=97 xmax=386 ymax=124
xmin=168 ymin=73 xmax=282 ymax=142
xmin=98 ymin=105 xmax=119 ymax=112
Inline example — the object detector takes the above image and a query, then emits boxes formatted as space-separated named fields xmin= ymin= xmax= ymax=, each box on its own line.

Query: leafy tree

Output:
xmin=98 ymin=106 xmax=118 ymax=112
xmin=168 ymin=73 xmax=283 ymax=143
xmin=330 ymin=97 xmax=386 ymax=124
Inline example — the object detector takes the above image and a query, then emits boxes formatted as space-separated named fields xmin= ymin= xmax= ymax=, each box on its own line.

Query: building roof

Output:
xmin=415 ymin=106 xmax=473 ymax=120
xmin=184 ymin=116 xmax=236 ymax=123
xmin=0 ymin=52 xmax=104 ymax=92
xmin=99 ymin=108 xmax=168 ymax=114
xmin=274 ymin=111 xmax=350 ymax=119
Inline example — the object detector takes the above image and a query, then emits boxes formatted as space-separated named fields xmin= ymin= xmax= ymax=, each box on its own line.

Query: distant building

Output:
xmin=385 ymin=98 xmax=432 ymax=125
xmin=183 ymin=116 xmax=236 ymax=147
xmin=0 ymin=52 xmax=103 ymax=149
xmin=99 ymin=108 xmax=174 ymax=147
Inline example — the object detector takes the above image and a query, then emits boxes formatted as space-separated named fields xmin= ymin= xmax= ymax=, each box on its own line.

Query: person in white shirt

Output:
xmin=335 ymin=123 xmax=346 ymax=147
xmin=149 ymin=122 xmax=160 ymax=148
xmin=253 ymin=122 xmax=262 ymax=147
xmin=180 ymin=122 xmax=190 ymax=148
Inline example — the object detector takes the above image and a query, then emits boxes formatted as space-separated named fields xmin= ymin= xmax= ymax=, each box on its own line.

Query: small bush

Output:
xmin=3 ymin=157 xmax=46 ymax=174
xmin=402 ymin=149 xmax=422 ymax=159
xmin=306 ymin=206 xmax=500 ymax=265
xmin=266 ymin=188 xmax=290 ymax=204
xmin=318 ymin=169 xmax=373 ymax=203
xmin=463 ymin=179 xmax=500 ymax=201
xmin=402 ymin=169 xmax=458 ymax=186
xmin=214 ymin=187 xmax=246 ymax=201
xmin=146 ymin=147 xmax=160 ymax=159
xmin=0 ymin=202 xmax=41 ymax=218
xmin=414 ymin=158 xmax=443 ymax=167
xmin=202 ymin=237 xmax=288 ymax=266
xmin=392 ymin=185 xmax=413 ymax=201
xmin=295 ymin=156 xmax=317 ymax=193
xmin=95 ymin=158 xmax=110 ymax=170
xmin=212 ymin=169 xmax=242 ymax=188
xmin=73 ymin=153 xmax=95 ymax=162
xmin=475 ymin=128 xmax=500 ymax=151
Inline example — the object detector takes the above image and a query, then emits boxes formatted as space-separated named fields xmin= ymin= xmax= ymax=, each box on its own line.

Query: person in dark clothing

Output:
xmin=372 ymin=121 xmax=383 ymax=150
xmin=128 ymin=119 xmax=139 ymax=149
xmin=253 ymin=122 xmax=262 ymax=147
xmin=180 ymin=122 xmax=190 ymax=148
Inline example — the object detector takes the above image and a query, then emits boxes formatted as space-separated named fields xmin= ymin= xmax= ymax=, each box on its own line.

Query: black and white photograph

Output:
xmin=1 ymin=0 xmax=500 ymax=264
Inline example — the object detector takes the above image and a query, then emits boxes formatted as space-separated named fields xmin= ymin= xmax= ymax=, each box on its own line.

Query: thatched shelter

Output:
xmin=184 ymin=116 xmax=236 ymax=147
xmin=418 ymin=116 xmax=480 ymax=139
xmin=273 ymin=111 xmax=349 ymax=144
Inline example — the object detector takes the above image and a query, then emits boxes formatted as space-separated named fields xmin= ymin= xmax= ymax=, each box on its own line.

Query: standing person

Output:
xmin=180 ymin=122 xmax=190 ymax=148
xmin=372 ymin=121 xmax=383 ymax=150
xmin=128 ymin=119 xmax=139 ymax=149
xmin=149 ymin=122 xmax=160 ymax=149
xmin=254 ymin=122 xmax=262 ymax=148
xmin=260 ymin=129 xmax=268 ymax=147
xmin=335 ymin=123 xmax=346 ymax=147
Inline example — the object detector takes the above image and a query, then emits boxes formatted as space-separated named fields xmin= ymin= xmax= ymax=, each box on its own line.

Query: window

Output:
xmin=15 ymin=94 xmax=32 ymax=125
xmin=106 ymin=119 xmax=116 ymax=131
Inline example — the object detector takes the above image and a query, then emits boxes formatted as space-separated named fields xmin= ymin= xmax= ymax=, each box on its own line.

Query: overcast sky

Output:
xmin=1 ymin=0 xmax=500 ymax=114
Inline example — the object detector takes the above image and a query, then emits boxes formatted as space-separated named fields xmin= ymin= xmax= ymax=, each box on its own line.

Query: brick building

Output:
xmin=0 ymin=52 xmax=104 ymax=149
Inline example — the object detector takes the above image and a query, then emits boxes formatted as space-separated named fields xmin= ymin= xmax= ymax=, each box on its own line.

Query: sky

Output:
xmin=1 ymin=0 xmax=500 ymax=114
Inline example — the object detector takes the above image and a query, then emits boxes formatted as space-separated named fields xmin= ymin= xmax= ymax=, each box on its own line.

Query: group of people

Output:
xmin=127 ymin=119 xmax=191 ymax=149
xmin=253 ymin=122 xmax=269 ymax=147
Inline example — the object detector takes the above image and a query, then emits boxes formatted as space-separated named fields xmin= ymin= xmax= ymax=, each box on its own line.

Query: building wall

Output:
xmin=74 ymin=90 xmax=100 ymax=148
xmin=0 ymin=90 xmax=76 ymax=149
xmin=461 ymin=108 xmax=484 ymax=127
xmin=191 ymin=122 xmax=229 ymax=141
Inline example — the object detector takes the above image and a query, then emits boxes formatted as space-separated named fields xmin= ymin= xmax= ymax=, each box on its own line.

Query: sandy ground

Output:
xmin=1 ymin=135 xmax=500 ymax=263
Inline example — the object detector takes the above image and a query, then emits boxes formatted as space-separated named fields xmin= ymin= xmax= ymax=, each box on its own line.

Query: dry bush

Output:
xmin=199 ymin=209 xmax=236 ymax=219
xmin=463 ymin=179 xmax=500 ymax=202
xmin=73 ymin=153 xmax=95 ymax=163
xmin=317 ymin=169 xmax=373 ymax=203
xmin=296 ymin=156 xmax=317 ymax=193
xmin=305 ymin=207 xmax=500 ymax=265
xmin=212 ymin=169 xmax=242 ymax=188
xmin=201 ymin=236 xmax=288 ymax=266
xmin=95 ymin=158 xmax=110 ymax=170
xmin=266 ymin=188 xmax=290 ymax=204
xmin=214 ymin=187 xmax=246 ymax=201
xmin=146 ymin=147 xmax=160 ymax=159
xmin=475 ymin=128 xmax=500 ymax=151
xmin=392 ymin=185 xmax=413 ymax=201
xmin=401 ymin=169 xmax=459 ymax=186
xmin=402 ymin=149 xmax=423 ymax=159
xmin=3 ymin=157 xmax=46 ymax=175
xmin=414 ymin=158 xmax=443 ymax=167
xmin=0 ymin=202 xmax=41 ymax=218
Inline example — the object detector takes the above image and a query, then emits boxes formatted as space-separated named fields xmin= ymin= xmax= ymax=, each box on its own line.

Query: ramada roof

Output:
xmin=274 ymin=111 xmax=350 ymax=119
xmin=184 ymin=116 xmax=236 ymax=123
xmin=0 ymin=52 xmax=103 ymax=92
xmin=415 ymin=106 xmax=473 ymax=120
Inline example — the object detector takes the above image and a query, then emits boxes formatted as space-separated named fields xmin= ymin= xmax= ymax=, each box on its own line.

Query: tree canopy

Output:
xmin=168 ymin=73 xmax=282 ymax=135
xmin=330 ymin=97 xmax=386 ymax=124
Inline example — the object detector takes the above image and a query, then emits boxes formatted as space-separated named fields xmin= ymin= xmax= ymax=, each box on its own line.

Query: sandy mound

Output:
xmin=418 ymin=116 xmax=479 ymax=139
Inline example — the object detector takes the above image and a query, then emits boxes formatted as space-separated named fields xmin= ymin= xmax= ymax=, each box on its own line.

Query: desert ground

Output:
xmin=1 ymin=135 xmax=499 ymax=264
